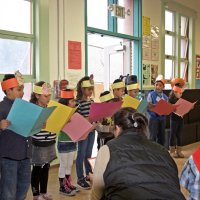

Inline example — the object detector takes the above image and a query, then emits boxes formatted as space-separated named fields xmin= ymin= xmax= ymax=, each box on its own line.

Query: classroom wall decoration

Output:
xmin=196 ymin=55 xmax=200 ymax=79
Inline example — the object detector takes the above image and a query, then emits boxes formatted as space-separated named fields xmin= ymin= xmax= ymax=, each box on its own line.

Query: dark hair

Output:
xmin=2 ymin=74 xmax=15 ymax=94
xmin=30 ymin=81 xmax=45 ymax=104
xmin=76 ymin=76 xmax=90 ymax=100
xmin=113 ymin=107 xmax=148 ymax=135
xmin=100 ymin=91 xmax=110 ymax=97
xmin=58 ymin=89 xmax=74 ymax=106
xmin=125 ymin=75 xmax=138 ymax=85
xmin=113 ymin=79 xmax=122 ymax=84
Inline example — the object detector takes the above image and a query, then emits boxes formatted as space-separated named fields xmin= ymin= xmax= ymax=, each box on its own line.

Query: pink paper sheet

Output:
xmin=89 ymin=101 xmax=123 ymax=122
xmin=62 ymin=113 xmax=96 ymax=142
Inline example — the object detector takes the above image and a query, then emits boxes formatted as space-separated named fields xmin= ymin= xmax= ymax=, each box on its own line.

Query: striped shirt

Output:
xmin=77 ymin=99 xmax=93 ymax=117
xmin=32 ymin=131 xmax=56 ymax=147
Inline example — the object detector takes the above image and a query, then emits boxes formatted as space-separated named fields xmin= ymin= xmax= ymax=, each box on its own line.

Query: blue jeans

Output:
xmin=149 ymin=118 xmax=166 ymax=146
xmin=0 ymin=158 xmax=31 ymax=200
xmin=76 ymin=132 xmax=95 ymax=180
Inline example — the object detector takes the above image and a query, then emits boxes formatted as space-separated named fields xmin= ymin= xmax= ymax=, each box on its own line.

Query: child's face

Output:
xmin=155 ymin=81 xmax=164 ymax=93
xmin=128 ymin=89 xmax=139 ymax=98
xmin=174 ymin=91 xmax=182 ymax=99
xmin=7 ymin=85 xmax=24 ymax=100
xmin=113 ymin=87 xmax=125 ymax=98
xmin=82 ymin=87 xmax=93 ymax=98
xmin=68 ymin=99 xmax=76 ymax=108
xmin=37 ymin=94 xmax=51 ymax=107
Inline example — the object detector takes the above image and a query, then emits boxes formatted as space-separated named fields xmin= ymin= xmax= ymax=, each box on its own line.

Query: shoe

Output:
xmin=59 ymin=185 xmax=76 ymax=196
xmin=85 ymin=175 xmax=90 ymax=182
xmin=77 ymin=178 xmax=91 ymax=190
xmin=64 ymin=176 xmax=80 ymax=192
xmin=40 ymin=194 xmax=53 ymax=200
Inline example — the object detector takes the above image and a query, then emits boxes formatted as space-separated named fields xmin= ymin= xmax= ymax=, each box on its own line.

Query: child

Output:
xmin=169 ymin=78 xmax=185 ymax=158
xmin=111 ymin=78 xmax=125 ymax=101
xmin=180 ymin=147 xmax=200 ymax=200
xmin=125 ymin=75 xmax=140 ymax=98
xmin=0 ymin=72 xmax=32 ymax=200
xmin=147 ymin=75 xmax=168 ymax=145
xmin=30 ymin=81 xmax=56 ymax=200
xmin=57 ymin=89 xmax=78 ymax=196
xmin=76 ymin=76 xmax=95 ymax=189
xmin=96 ymin=91 xmax=115 ymax=150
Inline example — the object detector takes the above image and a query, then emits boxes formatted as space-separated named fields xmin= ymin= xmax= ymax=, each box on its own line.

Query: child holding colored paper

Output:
xmin=111 ymin=78 xmax=125 ymax=101
xmin=76 ymin=75 xmax=95 ymax=189
xmin=96 ymin=91 xmax=115 ymax=150
xmin=30 ymin=81 xmax=56 ymax=200
xmin=125 ymin=75 xmax=140 ymax=99
xmin=147 ymin=75 xmax=168 ymax=145
xmin=57 ymin=89 xmax=78 ymax=196
xmin=169 ymin=78 xmax=185 ymax=158
xmin=0 ymin=71 xmax=31 ymax=200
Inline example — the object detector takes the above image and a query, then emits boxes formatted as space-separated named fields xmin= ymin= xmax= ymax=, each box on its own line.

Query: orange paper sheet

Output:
xmin=62 ymin=113 xmax=96 ymax=142
xmin=174 ymin=98 xmax=196 ymax=117
xmin=151 ymin=99 xmax=176 ymax=116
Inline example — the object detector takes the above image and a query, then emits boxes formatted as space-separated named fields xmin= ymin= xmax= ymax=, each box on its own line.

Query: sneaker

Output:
xmin=40 ymin=194 xmax=53 ymax=200
xmin=59 ymin=186 xmax=76 ymax=196
xmin=77 ymin=178 xmax=91 ymax=190
xmin=64 ymin=177 xmax=80 ymax=192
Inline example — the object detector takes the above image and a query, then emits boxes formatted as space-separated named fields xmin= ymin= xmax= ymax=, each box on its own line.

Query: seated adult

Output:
xmin=90 ymin=107 xmax=185 ymax=200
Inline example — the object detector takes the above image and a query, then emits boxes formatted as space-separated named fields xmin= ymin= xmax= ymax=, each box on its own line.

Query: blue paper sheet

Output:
xmin=6 ymin=98 xmax=56 ymax=137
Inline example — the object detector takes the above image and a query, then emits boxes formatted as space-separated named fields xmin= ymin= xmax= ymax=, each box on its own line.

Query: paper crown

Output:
xmin=126 ymin=83 xmax=139 ymax=91
xmin=172 ymin=86 xmax=184 ymax=93
xmin=1 ymin=70 xmax=24 ymax=91
xmin=99 ymin=92 xmax=113 ymax=102
xmin=60 ymin=90 xmax=74 ymax=99
xmin=171 ymin=77 xmax=185 ymax=88
xmin=33 ymin=83 xmax=52 ymax=95
xmin=155 ymin=74 xmax=166 ymax=85
xmin=111 ymin=81 xmax=125 ymax=90
xmin=81 ymin=80 xmax=94 ymax=88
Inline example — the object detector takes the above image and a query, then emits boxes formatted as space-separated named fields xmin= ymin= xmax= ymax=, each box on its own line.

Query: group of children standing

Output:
xmin=0 ymin=71 xmax=190 ymax=200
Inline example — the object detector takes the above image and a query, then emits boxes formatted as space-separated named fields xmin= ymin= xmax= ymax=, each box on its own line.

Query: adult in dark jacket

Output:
xmin=91 ymin=107 xmax=185 ymax=200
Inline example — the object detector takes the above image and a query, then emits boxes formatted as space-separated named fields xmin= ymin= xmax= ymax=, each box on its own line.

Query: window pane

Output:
xmin=117 ymin=0 xmax=133 ymax=36
xmin=0 ymin=0 xmax=32 ymax=34
xmin=165 ymin=10 xmax=174 ymax=32
xmin=165 ymin=35 xmax=174 ymax=55
xmin=181 ymin=16 xmax=188 ymax=37
xmin=180 ymin=62 xmax=188 ymax=81
xmin=165 ymin=59 xmax=173 ymax=79
xmin=0 ymin=38 xmax=32 ymax=75
xmin=109 ymin=52 xmax=124 ymax=83
xmin=87 ymin=0 xmax=108 ymax=30
xmin=181 ymin=39 xmax=188 ymax=59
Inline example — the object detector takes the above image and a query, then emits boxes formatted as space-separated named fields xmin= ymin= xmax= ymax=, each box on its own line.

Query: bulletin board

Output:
xmin=196 ymin=55 xmax=200 ymax=79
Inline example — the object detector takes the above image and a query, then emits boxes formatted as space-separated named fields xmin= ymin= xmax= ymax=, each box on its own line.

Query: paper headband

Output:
xmin=126 ymin=83 xmax=139 ymax=91
xmin=173 ymin=86 xmax=183 ymax=93
xmin=33 ymin=83 xmax=52 ymax=95
xmin=111 ymin=82 xmax=125 ymax=90
xmin=1 ymin=70 xmax=24 ymax=91
xmin=60 ymin=90 xmax=74 ymax=99
xmin=81 ymin=80 xmax=94 ymax=88
xmin=99 ymin=93 xmax=113 ymax=102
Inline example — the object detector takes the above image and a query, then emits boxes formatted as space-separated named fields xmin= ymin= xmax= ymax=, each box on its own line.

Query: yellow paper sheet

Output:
xmin=122 ymin=94 xmax=140 ymax=109
xmin=44 ymin=100 xmax=77 ymax=133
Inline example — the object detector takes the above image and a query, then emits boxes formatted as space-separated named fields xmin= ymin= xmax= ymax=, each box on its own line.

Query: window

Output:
xmin=164 ymin=10 xmax=190 ymax=82
xmin=0 ymin=0 xmax=34 ymax=100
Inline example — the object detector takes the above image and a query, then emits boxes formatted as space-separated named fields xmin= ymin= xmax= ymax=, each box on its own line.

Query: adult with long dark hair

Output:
xmin=91 ymin=107 xmax=185 ymax=200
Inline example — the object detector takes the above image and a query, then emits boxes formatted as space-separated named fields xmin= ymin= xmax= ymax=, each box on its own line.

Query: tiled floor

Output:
xmin=26 ymin=142 xmax=200 ymax=200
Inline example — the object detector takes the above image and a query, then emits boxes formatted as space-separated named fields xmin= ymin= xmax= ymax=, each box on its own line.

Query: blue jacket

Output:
xmin=147 ymin=90 xmax=168 ymax=120
xmin=0 ymin=97 xmax=32 ymax=160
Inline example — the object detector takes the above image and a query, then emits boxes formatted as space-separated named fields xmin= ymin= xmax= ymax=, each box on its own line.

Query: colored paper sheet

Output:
xmin=6 ymin=98 xmax=56 ymax=137
xmin=89 ymin=101 xmax=123 ymax=122
xmin=151 ymin=99 xmax=176 ymax=116
xmin=88 ymin=157 xmax=96 ymax=172
xmin=122 ymin=94 xmax=140 ymax=109
xmin=62 ymin=113 xmax=96 ymax=142
xmin=68 ymin=41 xmax=82 ymax=69
xmin=44 ymin=100 xmax=77 ymax=133
xmin=137 ymin=99 xmax=148 ymax=113
xmin=174 ymin=98 xmax=196 ymax=117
